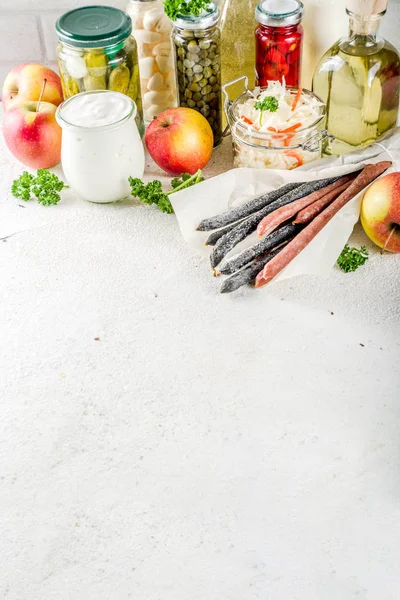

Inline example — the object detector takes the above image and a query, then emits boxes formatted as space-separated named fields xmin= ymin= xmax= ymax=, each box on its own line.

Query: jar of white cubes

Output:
xmin=127 ymin=0 xmax=178 ymax=121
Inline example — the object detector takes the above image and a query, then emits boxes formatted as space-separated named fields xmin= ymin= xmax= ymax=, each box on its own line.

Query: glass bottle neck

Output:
xmin=348 ymin=14 xmax=381 ymax=38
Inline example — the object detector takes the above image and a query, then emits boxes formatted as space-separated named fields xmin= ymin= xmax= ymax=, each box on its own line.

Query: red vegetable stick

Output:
xmin=257 ymin=177 xmax=353 ymax=238
xmin=291 ymin=87 xmax=303 ymax=111
xmin=280 ymin=122 xmax=302 ymax=133
xmin=241 ymin=116 xmax=253 ymax=125
xmin=255 ymin=161 xmax=392 ymax=288
xmin=293 ymin=181 xmax=352 ymax=224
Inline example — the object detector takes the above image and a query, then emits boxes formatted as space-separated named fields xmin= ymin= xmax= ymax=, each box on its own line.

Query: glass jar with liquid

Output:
xmin=312 ymin=0 xmax=400 ymax=156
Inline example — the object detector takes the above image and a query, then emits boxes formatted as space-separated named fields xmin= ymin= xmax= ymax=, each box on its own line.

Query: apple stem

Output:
xmin=37 ymin=78 xmax=47 ymax=113
xmin=381 ymin=226 xmax=395 ymax=255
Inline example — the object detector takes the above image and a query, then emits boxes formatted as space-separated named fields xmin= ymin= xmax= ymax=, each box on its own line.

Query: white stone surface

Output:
xmin=1 ymin=100 xmax=400 ymax=599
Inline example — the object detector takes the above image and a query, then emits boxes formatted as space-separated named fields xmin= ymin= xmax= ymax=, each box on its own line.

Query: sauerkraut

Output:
xmin=228 ymin=80 xmax=327 ymax=170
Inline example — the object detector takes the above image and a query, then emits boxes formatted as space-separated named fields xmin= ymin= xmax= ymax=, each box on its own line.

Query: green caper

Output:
xmin=200 ymin=58 xmax=212 ymax=67
xmin=193 ymin=92 xmax=202 ymax=102
xmin=188 ymin=82 xmax=200 ymax=92
xmin=201 ymin=105 xmax=211 ymax=117
xmin=186 ymin=68 xmax=194 ymax=77
xmin=193 ymin=73 xmax=203 ymax=83
xmin=209 ymin=75 xmax=217 ymax=85
xmin=212 ymin=84 xmax=220 ymax=93
xmin=195 ymin=30 xmax=207 ymax=38
xmin=197 ymin=100 xmax=204 ymax=108
xmin=193 ymin=64 xmax=203 ymax=74
xmin=203 ymin=67 xmax=213 ymax=79
xmin=180 ymin=101 xmax=188 ymax=107
xmin=187 ymin=40 xmax=200 ymax=53
xmin=177 ymin=47 xmax=185 ymax=58
xmin=183 ymin=58 xmax=195 ymax=69
xmin=199 ymin=78 xmax=208 ymax=88
xmin=199 ymin=40 xmax=211 ymax=50
xmin=185 ymin=88 xmax=193 ymax=99
xmin=187 ymin=99 xmax=196 ymax=108
xmin=187 ymin=53 xmax=199 ymax=63
xmin=177 ymin=60 xmax=184 ymax=72
xmin=202 ymin=84 xmax=212 ymax=95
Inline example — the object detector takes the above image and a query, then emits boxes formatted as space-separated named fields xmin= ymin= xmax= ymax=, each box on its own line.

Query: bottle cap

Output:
xmin=256 ymin=0 xmax=304 ymax=27
xmin=346 ymin=0 xmax=387 ymax=16
xmin=56 ymin=6 xmax=132 ymax=48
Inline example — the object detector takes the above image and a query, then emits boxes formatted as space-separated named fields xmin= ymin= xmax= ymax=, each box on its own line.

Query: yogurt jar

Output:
xmin=56 ymin=90 xmax=145 ymax=203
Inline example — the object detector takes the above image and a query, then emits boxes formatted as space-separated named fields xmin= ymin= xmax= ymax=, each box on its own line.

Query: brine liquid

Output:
xmin=313 ymin=40 xmax=400 ymax=156
xmin=219 ymin=0 xmax=259 ymax=101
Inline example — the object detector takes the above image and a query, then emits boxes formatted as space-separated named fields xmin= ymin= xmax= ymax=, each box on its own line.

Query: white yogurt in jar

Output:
xmin=56 ymin=91 xmax=145 ymax=203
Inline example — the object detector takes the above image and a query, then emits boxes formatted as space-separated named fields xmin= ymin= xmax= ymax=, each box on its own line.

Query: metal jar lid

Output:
xmin=255 ymin=0 xmax=304 ymax=27
xmin=56 ymin=6 xmax=132 ymax=48
xmin=172 ymin=3 xmax=219 ymax=30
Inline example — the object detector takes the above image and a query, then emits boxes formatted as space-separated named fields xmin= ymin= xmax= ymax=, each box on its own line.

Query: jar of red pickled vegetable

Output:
xmin=255 ymin=0 xmax=304 ymax=88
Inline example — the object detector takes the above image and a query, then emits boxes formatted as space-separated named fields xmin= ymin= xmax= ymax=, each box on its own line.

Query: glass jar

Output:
xmin=255 ymin=0 xmax=304 ymax=88
xmin=56 ymin=5 xmax=144 ymax=137
xmin=126 ymin=0 xmax=177 ymax=121
xmin=171 ymin=3 xmax=223 ymax=147
xmin=56 ymin=90 xmax=145 ymax=203
xmin=223 ymin=77 xmax=330 ymax=169
xmin=219 ymin=0 xmax=259 ymax=100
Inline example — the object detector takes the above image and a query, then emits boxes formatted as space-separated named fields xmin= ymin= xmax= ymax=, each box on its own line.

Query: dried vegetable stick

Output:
xmin=218 ymin=224 xmax=300 ymax=276
xmin=209 ymin=174 xmax=343 ymax=268
xmin=255 ymin=161 xmax=392 ymax=288
xmin=205 ymin=219 xmax=246 ymax=246
xmin=220 ymin=246 xmax=286 ymax=294
xmin=257 ymin=176 xmax=354 ymax=238
xmin=293 ymin=181 xmax=352 ymax=224
xmin=196 ymin=182 xmax=303 ymax=231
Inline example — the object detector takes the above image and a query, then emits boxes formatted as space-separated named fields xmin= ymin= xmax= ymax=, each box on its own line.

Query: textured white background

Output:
xmin=1 ymin=2 xmax=400 ymax=599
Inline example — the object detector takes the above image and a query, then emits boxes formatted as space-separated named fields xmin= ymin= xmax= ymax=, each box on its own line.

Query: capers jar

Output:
xmin=56 ymin=5 xmax=144 ymax=136
xmin=126 ymin=0 xmax=177 ymax=121
xmin=171 ymin=3 xmax=222 ymax=147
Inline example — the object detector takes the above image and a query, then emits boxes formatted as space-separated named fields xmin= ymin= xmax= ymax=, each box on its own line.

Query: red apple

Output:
xmin=145 ymin=107 xmax=213 ymax=176
xmin=361 ymin=172 xmax=400 ymax=253
xmin=3 ymin=100 xmax=62 ymax=169
xmin=2 ymin=63 xmax=63 ymax=111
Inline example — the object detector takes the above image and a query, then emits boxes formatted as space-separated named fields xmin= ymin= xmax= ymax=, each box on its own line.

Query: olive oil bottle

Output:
xmin=219 ymin=0 xmax=259 ymax=99
xmin=312 ymin=0 xmax=400 ymax=156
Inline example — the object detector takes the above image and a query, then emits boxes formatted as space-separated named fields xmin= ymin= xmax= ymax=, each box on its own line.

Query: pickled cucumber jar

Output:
xmin=126 ymin=0 xmax=177 ymax=121
xmin=56 ymin=5 xmax=144 ymax=136
xmin=171 ymin=3 xmax=222 ymax=147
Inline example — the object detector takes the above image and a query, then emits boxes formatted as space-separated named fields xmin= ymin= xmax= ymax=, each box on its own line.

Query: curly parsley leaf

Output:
xmin=129 ymin=169 xmax=204 ymax=214
xmin=11 ymin=169 xmax=68 ymax=206
xmin=11 ymin=172 xmax=35 ymax=201
xmin=164 ymin=0 xmax=212 ymax=20
xmin=337 ymin=244 xmax=369 ymax=273
xmin=255 ymin=96 xmax=279 ymax=125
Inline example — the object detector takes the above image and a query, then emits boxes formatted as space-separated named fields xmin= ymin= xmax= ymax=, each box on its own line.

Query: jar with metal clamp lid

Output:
xmin=222 ymin=76 xmax=332 ymax=169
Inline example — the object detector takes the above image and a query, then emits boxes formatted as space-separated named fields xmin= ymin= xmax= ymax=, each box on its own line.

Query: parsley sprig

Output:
xmin=337 ymin=244 xmax=369 ymax=273
xmin=255 ymin=96 xmax=279 ymax=126
xmin=164 ymin=0 xmax=211 ymax=20
xmin=11 ymin=169 xmax=68 ymax=206
xmin=129 ymin=169 xmax=204 ymax=214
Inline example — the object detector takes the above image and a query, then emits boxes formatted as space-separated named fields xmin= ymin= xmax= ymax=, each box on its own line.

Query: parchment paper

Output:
xmin=170 ymin=129 xmax=400 ymax=286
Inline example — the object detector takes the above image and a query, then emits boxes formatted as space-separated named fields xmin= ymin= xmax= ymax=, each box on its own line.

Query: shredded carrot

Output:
xmin=291 ymin=87 xmax=303 ymax=112
xmin=241 ymin=116 xmax=253 ymax=125
xmin=283 ymin=134 xmax=294 ymax=147
xmin=267 ymin=126 xmax=277 ymax=132
xmin=285 ymin=150 xmax=303 ymax=168
xmin=280 ymin=122 xmax=302 ymax=133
